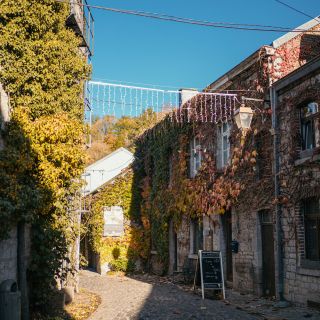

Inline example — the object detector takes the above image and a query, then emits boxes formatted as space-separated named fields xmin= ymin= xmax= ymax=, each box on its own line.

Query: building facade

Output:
xmin=272 ymin=56 xmax=320 ymax=304
xmin=81 ymin=148 xmax=148 ymax=275
xmin=136 ymin=18 xmax=320 ymax=306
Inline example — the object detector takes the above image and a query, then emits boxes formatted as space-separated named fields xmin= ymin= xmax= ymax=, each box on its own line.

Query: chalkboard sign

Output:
xmin=194 ymin=250 xmax=225 ymax=299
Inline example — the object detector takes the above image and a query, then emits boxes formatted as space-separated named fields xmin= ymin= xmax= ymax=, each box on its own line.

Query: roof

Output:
xmin=82 ymin=147 xmax=134 ymax=195
xmin=206 ymin=17 xmax=320 ymax=91
xmin=272 ymin=17 xmax=320 ymax=48
xmin=272 ymin=55 xmax=320 ymax=91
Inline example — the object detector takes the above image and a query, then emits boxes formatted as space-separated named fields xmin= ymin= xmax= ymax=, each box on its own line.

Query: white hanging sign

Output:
xmin=103 ymin=206 xmax=124 ymax=237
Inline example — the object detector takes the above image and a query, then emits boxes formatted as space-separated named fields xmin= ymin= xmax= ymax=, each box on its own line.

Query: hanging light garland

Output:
xmin=88 ymin=81 xmax=241 ymax=124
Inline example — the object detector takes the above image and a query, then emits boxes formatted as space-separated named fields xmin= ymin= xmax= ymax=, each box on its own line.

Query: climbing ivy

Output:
xmin=84 ymin=170 xmax=149 ymax=272
xmin=0 ymin=0 xmax=90 ymax=309
xmin=135 ymin=104 xmax=272 ymax=272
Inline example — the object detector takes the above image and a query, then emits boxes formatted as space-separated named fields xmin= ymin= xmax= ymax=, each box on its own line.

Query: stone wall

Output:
xmin=272 ymin=25 xmax=320 ymax=82
xmin=232 ymin=210 xmax=262 ymax=295
xmin=281 ymin=205 xmax=320 ymax=305
xmin=0 ymin=225 xmax=31 ymax=285
xmin=277 ymin=68 xmax=320 ymax=305
xmin=0 ymin=227 xmax=18 ymax=284
xmin=202 ymin=26 xmax=320 ymax=302
xmin=176 ymin=217 xmax=191 ymax=271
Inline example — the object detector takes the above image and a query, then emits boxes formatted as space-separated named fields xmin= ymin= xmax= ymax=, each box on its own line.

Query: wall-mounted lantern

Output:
xmin=234 ymin=104 xmax=253 ymax=130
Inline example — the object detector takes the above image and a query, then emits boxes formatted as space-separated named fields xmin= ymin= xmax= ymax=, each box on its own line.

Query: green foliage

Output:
xmin=29 ymin=216 xmax=72 ymax=306
xmin=135 ymin=108 xmax=272 ymax=271
xmin=107 ymin=109 xmax=158 ymax=151
xmin=84 ymin=171 xmax=148 ymax=273
xmin=109 ymin=257 xmax=135 ymax=273
xmin=85 ymin=171 xmax=136 ymax=250
xmin=79 ymin=253 xmax=88 ymax=269
xmin=99 ymin=242 xmax=136 ymax=272
xmin=135 ymin=120 xmax=193 ymax=268
xmin=0 ymin=0 xmax=90 ymax=119
xmin=0 ymin=0 xmax=90 ymax=310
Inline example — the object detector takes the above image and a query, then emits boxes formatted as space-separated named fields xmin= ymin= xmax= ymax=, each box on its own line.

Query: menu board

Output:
xmin=194 ymin=250 xmax=225 ymax=299
xmin=201 ymin=251 xmax=223 ymax=289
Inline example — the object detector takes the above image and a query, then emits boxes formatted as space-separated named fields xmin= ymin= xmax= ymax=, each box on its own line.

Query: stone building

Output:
xmin=0 ymin=0 xmax=94 ymax=312
xmin=80 ymin=147 xmax=136 ymax=274
xmin=271 ymin=56 xmax=320 ymax=305
xmin=136 ymin=18 xmax=320 ymax=306
xmin=81 ymin=148 xmax=150 ymax=276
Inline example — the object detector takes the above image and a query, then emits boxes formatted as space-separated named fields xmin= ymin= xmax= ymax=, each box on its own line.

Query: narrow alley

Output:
xmin=79 ymin=270 xmax=320 ymax=320
xmin=79 ymin=270 xmax=257 ymax=320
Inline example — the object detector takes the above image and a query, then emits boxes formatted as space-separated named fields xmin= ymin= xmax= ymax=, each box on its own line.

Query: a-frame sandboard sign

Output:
xmin=193 ymin=250 xmax=225 ymax=300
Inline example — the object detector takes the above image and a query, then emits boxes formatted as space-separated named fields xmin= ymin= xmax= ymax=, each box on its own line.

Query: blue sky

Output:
xmin=89 ymin=0 xmax=320 ymax=90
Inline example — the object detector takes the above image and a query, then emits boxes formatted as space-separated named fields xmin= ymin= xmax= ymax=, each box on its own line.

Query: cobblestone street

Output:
xmin=79 ymin=270 xmax=320 ymax=320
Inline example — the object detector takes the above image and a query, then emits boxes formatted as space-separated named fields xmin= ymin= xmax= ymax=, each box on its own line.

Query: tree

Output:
xmin=86 ymin=109 xmax=160 ymax=164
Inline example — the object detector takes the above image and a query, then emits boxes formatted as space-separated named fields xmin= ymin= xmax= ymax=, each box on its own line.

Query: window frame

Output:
xmin=216 ymin=122 xmax=231 ymax=170
xmin=103 ymin=206 xmax=124 ymax=237
xmin=190 ymin=136 xmax=202 ymax=178
xmin=189 ymin=219 xmax=203 ymax=255
xmin=302 ymin=197 xmax=320 ymax=262
xmin=300 ymin=101 xmax=319 ymax=153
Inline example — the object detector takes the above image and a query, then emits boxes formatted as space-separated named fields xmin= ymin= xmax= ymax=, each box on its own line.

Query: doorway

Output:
xmin=169 ymin=219 xmax=178 ymax=274
xmin=261 ymin=210 xmax=276 ymax=297
xmin=222 ymin=210 xmax=233 ymax=282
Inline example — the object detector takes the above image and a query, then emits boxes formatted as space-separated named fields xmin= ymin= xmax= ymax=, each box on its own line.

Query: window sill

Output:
xmin=216 ymin=167 xmax=227 ymax=174
xmin=294 ymin=149 xmax=320 ymax=166
xmin=297 ymin=259 xmax=320 ymax=277
xmin=188 ymin=254 xmax=198 ymax=260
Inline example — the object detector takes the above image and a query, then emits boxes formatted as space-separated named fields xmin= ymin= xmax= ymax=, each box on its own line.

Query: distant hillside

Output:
xmin=86 ymin=109 xmax=161 ymax=165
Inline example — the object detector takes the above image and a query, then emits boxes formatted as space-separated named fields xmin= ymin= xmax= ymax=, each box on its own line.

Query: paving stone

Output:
xmin=80 ymin=270 xmax=258 ymax=320
xmin=79 ymin=271 xmax=320 ymax=320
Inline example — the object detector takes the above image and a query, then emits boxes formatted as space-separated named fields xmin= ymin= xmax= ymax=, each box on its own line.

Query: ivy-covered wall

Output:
xmin=0 ymin=0 xmax=90 ymax=310
xmin=133 ymin=25 xmax=320 ymax=283
xmin=83 ymin=170 xmax=149 ymax=273
xmin=135 ymin=96 xmax=273 ymax=275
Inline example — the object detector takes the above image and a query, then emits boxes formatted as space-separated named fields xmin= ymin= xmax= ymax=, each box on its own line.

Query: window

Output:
xmin=190 ymin=219 xmax=203 ymax=255
xmin=302 ymin=197 xmax=320 ymax=261
xmin=103 ymin=206 xmax=124 ymax=237
xmin=216 ymin=123 xmax=231 ymax=169
xmin=300 ymin=102 xmax=319 ymax=151
xmin=190 ymin=137 xmax=201 ymax=178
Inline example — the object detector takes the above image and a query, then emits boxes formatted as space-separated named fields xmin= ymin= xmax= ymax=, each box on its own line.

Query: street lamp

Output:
xmin=234 ymin=104 xmax=253 ymax=130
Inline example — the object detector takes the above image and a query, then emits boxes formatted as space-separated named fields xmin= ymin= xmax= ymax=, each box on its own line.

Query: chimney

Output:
xmin=179 ymin=88 xmax=198 ymax=107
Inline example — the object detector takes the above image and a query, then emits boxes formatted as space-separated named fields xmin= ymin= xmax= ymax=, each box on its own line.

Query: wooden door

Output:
xmin=223 ymin=210 xmax=233 ymax=282
xmin=261 ymin=211 xmax=276 ymax=297
xmin=169 ymin=220 xmax=178 ymax=273
xmin=173 ymin=231 xmax=178 ymax=271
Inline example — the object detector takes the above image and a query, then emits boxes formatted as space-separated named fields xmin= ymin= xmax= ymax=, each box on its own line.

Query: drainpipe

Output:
xmin=270 ymin=85 xmax=289 ymax=307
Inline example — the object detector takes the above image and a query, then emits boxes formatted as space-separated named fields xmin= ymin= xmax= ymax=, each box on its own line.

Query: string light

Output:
xmin=88 ymin=81 xmax=240 ymax=125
